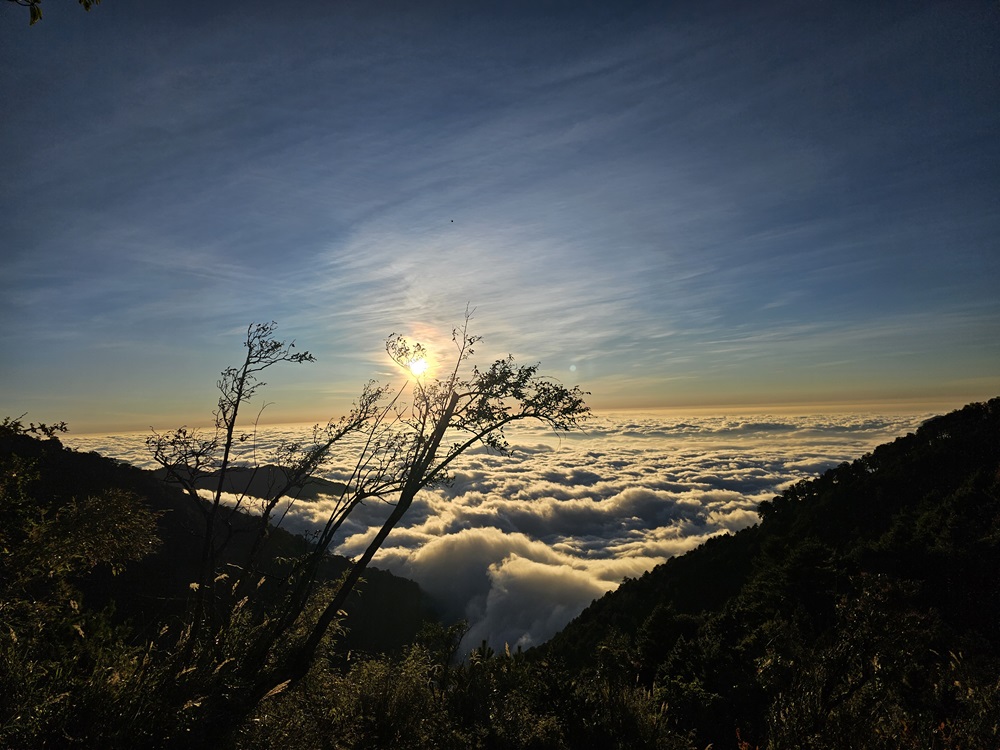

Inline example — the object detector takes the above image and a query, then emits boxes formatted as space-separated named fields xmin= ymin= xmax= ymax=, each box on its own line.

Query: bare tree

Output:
xmin=266 ymin=316 xmax=590 ymax=693
xmin=146 ymin=313 xmax=589 ymax=737
xmin=146 ymin=322 xmax=384 ymax=645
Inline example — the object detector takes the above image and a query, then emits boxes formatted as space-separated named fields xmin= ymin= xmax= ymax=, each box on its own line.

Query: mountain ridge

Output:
xmin=0 ymin=427 xmax=432 ymax=655
xmin=538 ymin=397 xmax=1000 ymax=747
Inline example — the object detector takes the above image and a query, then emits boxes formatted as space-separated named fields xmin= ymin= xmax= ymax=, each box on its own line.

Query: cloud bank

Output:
xmin=68 ymin=409 xmax=930 ymax=652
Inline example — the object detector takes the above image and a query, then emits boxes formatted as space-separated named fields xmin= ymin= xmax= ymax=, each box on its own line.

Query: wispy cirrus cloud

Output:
xmin=4 ymin=3 xmax=998 ymax=432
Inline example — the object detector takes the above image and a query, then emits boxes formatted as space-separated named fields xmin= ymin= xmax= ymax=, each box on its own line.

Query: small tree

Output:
xmin=145 ymin=314 xmax=589 ymax=739
xmin=146 ymin=322 xmax=383 ymax=647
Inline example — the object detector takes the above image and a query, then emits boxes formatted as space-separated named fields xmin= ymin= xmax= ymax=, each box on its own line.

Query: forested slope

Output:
xmin=542 ymin=397 xmax=1000 ymax=748
xmin=0 ymin=425 xmax=431 ymax=655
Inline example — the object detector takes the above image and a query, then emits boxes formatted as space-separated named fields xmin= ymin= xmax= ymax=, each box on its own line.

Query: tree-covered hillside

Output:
xmin=0 ymin=419 xmax=432 ymax=747
xmin=543 ymin=397 xmax=1000 ymax=748
xmin=0 ymin=422 xmax=431 ymax=651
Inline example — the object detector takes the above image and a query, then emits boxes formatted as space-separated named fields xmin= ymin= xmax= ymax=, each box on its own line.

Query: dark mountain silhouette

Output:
xmin=540 ymin=397 xmax=1000 ymax=747
xmin=0 ymin=429 xmax=432 ymax=655
xmin=152 ymin=464 xmax=348 ymax=503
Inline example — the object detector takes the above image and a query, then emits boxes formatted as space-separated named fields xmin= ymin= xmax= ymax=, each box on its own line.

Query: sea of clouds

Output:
xmin=66 ymin=410 xmax=932 ymax=652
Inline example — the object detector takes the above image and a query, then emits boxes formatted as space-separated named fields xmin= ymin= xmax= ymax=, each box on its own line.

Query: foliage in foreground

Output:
xmin=240 ymin=626 xmax=696 ymax=750
xmin=0 ymin=416 xmax=161 ymax=747
xmin=3 ymin=392 xmax=1000 ymax=747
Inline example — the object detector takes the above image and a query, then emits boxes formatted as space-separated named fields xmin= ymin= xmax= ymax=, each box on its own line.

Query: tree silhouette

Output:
xmin=6 ymin=0 xmax=100 ymax=26
xmin=145 ymin=313 xmax=590 ymax=740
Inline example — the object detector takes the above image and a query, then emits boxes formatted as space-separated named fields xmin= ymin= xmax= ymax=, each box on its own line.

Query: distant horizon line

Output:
xmin=62 ymin=394 xmax=998 ymax=437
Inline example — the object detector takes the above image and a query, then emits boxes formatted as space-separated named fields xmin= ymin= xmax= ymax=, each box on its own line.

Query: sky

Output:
xmin=2 ymin=1 xmax=999 ymax=432
xmin=66 ymin=410 xmax=935 ymax=651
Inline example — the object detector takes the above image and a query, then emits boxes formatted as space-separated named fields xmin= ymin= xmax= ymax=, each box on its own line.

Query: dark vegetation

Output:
xmin=544 ymin=396 xmax=1000 ymax=749
xmin=5 ymin=0 xmax=99 ymax=26
xmin=3 ymin=394 xmax=999 ymax=748
xmin=0 ymin=417 xmax=428 ymax=748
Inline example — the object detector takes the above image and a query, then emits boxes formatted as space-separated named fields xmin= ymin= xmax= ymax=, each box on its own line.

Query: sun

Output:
xmin=408 ymin=357 xmax=429 ymax=377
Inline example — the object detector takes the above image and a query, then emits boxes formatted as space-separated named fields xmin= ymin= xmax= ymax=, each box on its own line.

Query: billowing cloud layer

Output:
xmin=68 ymin=409 xmax=930 ymax=651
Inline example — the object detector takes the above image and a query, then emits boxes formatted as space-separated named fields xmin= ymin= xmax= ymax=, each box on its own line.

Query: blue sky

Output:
xmin=2 ymin=0 xmax=998 ymax=432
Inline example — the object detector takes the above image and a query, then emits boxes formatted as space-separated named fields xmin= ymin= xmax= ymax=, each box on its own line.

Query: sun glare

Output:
xmin=408 ymin=357 xmax=429 ymax=377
